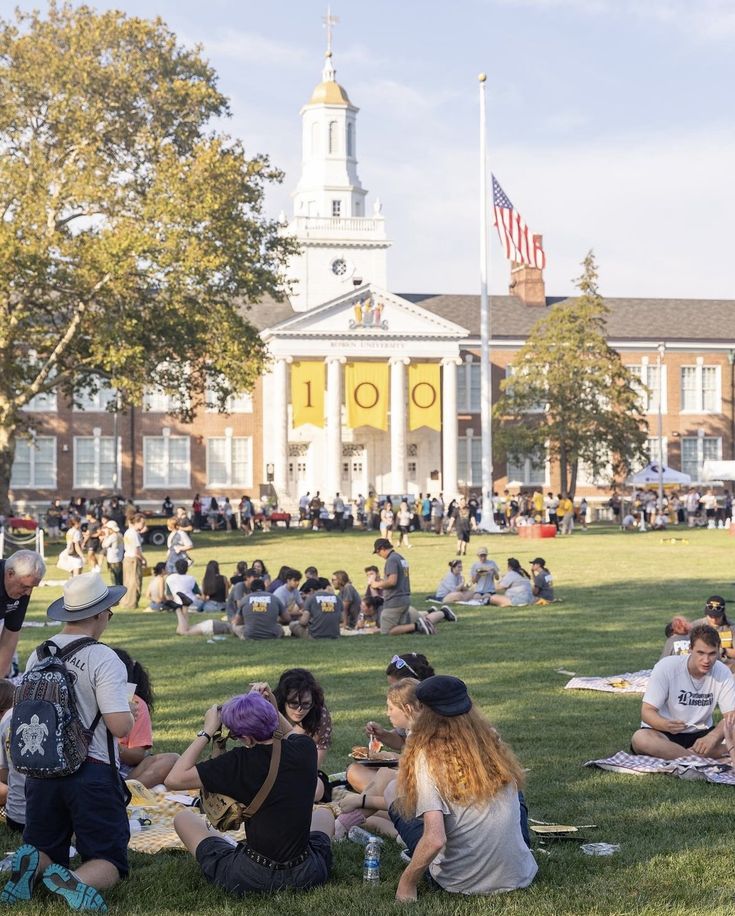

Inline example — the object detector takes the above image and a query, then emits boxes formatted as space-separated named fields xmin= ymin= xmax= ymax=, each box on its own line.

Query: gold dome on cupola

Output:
xmin=305 ymin=52 xmax=353 ymax=108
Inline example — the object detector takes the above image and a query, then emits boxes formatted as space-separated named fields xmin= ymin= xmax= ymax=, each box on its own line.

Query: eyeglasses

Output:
xmin=706 ymin=603 xmax=724 ymax=612
xmin=107 ymin=610 xmax=114 ymax=620
xmin=390 ymin=655 xmax=418 ymax=677
xmin=286 ymin=699 xmax=313 ymax=711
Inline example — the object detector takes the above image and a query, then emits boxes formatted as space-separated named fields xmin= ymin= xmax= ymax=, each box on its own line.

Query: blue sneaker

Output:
xmin=42 ymin=865 xmax=108 ymax=912
xmin=0 ymin=844 xmax=40 ymax=904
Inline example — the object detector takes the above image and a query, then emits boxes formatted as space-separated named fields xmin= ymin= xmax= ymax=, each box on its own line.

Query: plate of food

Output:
xmin=348 ymin=744 xmax=400 ymax=766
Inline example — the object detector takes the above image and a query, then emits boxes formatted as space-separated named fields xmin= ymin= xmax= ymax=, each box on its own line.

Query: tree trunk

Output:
xmin=0 ymin=417 xmax=17 ymax=516
xmin=559 ymin=446 xmax=568 ymax=498
xmin=569 ymin=460 xmax=579 ymax=500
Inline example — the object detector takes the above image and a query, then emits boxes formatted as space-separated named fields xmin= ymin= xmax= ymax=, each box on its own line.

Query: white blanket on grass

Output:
xmin=585 ymin=751 xmax=735 ymax=786
xmin=564 ymin=670 xmax=651 ymax=694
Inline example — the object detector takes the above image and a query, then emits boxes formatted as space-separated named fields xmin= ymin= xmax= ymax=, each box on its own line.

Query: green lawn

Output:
xmin=6 ymin=524 xmax=735 ymax=915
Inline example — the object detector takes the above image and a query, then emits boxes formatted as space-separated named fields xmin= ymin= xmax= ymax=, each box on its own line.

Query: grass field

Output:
xmin=4 ymin=524 xmax=735 ymax=915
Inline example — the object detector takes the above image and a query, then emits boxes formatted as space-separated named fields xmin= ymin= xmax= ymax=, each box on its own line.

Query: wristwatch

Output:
xmin=196 ymin=730 xmax=212 ymax=741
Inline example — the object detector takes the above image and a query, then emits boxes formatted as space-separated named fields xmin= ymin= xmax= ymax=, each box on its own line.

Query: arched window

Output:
xmin=328 ymin=120 xmax=337 ymax=154
xmin=347 ymin=122 xmax=354 ymax=157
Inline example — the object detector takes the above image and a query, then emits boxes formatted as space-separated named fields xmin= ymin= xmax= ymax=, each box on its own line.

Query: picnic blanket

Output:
xmin=584 ymin=751 xmax=735 ymax=786
xmin=125 ymin=780 xmax=246 ymax=854
xmin=564 ymin=670 xmax=652 ymax=694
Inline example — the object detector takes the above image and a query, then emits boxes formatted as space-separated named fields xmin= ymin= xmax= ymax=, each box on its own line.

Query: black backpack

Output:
xmin=10 ymin=637 xmax=106 ymax=778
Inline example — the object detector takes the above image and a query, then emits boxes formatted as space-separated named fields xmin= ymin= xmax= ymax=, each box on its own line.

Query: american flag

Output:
xmin=491 ymin=175 xmax=546 ymax=269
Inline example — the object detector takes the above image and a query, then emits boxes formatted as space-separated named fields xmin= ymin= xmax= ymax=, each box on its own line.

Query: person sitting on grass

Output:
xmin=486 ymin=558 xmax=533 ymax=608
xmin=200 ymin=560 xmax=229 ymax=613
xmin=356 ymin=595 xmax=381 ymax=632
xmin=290 ymin=580 xmax=342 ymax=640
xmin=386 ymin=675 xmax=537 ymax=902
xmin=144 ymin=562 xmax=168 ymax=613
xmin=110 ymin=648 xmax=179 ymax=788
xmin=372 ymin=539 xmax=456 ymax=635
xmin=225 ymin=568 xmax=257 ymax=621
xmin=530 ymin=558 xmax=554 ymax=605
xmin=348 ymin=654 xmax=435 ymax=793
xmin=331 ymin=570 xmax=362 ymax=629
xmin=434 ymin=559 xmax=480 ymax=604
xmin=631 ymin=623 xmax=735 ymax=761
xmin=164 ymin=558 xmax=203 ymax=610
xmin=166 ymin=692 xmax=334 ymax=898
xmin=231 ymin=581 xmax=290 ymax=640
xmin=250 ymin=559 xmax=271 ymax=590
xmin=338 ymin=678 xmax=422 ymax=839
xmin=271 ymin=569 xmax=304 ymax=620
xmin=469 ymin=547 xmax=499 ymax=599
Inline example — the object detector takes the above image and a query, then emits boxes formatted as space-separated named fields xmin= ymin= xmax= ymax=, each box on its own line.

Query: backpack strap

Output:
xmin=241 ymin=736 xmax=282 ymax=822
xmin=38 ymin=637 xmax=99 ymax=662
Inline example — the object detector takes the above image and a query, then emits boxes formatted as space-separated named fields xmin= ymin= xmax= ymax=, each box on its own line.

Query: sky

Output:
xmin=7 ymin=0 xmax=735 ymax=299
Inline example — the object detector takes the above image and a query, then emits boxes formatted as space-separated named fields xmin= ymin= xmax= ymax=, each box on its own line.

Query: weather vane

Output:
xmin=322 ymin=6 xmax=339 ymax=55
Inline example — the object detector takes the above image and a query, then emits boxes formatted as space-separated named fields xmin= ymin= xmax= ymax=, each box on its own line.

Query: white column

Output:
xmin=272 ymin=357 xmax=290 ymax=495
xmin=325 ymin=357 xmax=344 ymax=498
xmin=442 ymin=358 xmax=461 ymax=498
xmin=390 ymin=357 xmax=410 ymax=495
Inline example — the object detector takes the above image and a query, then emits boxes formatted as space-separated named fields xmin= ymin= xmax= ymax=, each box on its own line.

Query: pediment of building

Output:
xmin=261 ymin=286 xmax=470 ymax=340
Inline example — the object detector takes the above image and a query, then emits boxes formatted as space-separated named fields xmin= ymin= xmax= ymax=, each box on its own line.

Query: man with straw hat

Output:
xmin=1 ymin=573 xmax=133 ymax=912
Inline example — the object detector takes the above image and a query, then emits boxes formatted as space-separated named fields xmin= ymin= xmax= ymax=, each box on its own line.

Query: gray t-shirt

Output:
xmin=382 ymin=551 xmax=411 ymax=608
xmin=273 ymin=584 xmax=303 ymax=615
xmin=498 ymin=571 xmax=533 ymax=606
xmin=24 ymin=635 xmax=129 ymax=764
xmin=470 ymin=560 xmax=499 ymax=594
xmin=532 ymin=569 xmax=554 ymax=601
xmin=305 ymin=592 xmax=342 ymax=639
xmin=240 ymin=591 xmax=285 ymax=639
xmin=414 ymin=754 xmax=537 ymax=894
xmin=642 ymin=655 xmax=735 ymax=732
xmin=0 ymin=709 xmax=26 ymax=824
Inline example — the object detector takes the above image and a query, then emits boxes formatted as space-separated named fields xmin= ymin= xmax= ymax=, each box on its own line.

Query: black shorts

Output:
xmin=663 ymin=727 xmax=715 ymax=749
xmin=196 ymin=831 xmax=332 ymax=896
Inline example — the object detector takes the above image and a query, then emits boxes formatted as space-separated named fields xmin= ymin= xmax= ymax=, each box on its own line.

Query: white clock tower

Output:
xmin=286 ymin=43 xmax=390 ymax=311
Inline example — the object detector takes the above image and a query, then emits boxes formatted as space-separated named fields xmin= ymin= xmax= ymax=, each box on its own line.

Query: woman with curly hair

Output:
xmin=387 ymin=675 xmax=536 ymax=902
xmin=274 ymin=668 xmax=332 ymax=800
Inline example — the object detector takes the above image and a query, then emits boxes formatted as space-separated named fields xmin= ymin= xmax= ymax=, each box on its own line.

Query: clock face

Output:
xmin=331 ymin=258 xmax=348 ymax=277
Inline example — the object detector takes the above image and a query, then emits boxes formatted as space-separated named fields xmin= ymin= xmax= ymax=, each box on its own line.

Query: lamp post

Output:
xmin=656 ymin=343 xmax=666 ymax=514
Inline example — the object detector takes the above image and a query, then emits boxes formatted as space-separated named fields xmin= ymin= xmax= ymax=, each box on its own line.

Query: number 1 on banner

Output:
xmin=291 ymin=362 xmax=325 ymax=428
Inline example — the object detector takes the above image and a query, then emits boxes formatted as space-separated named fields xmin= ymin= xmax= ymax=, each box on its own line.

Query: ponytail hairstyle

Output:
xmin=507 ymin=557 xmax=530 ymax=579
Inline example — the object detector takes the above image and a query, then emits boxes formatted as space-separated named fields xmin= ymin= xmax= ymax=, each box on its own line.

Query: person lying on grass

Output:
xmin=347 ymin=653 xmax=435 ymax=794
xmin=337 ymin=678 xmax=421 ymax=840
xmin=386 ymin=675 xmax=537 ymax=901
xmin=166 ymin=692 xmax=334 ymax=898
xmin=632 ymin=623 xmax=735 ymax=761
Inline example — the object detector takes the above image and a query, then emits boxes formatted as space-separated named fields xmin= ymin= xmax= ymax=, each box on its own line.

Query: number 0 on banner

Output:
xmin=345 ymin=363 xmax=389 ymax=430
xmin=408 ymin=363 xmax=441 ymax=431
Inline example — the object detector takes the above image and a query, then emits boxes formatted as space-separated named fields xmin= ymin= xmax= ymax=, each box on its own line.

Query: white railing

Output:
xmin=290 ymin=216 xmax=386 ymax=236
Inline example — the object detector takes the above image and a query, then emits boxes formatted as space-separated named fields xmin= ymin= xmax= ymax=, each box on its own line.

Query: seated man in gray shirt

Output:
xmin=272 ymin=569 xmax=304 ymax=621
xmin=470 ymin=547 xmax=499 ymax=596
xmin=232 ymin=581 xmax=290 ymax=639
xmin=290 ymin=579 xmax=342 ymax=639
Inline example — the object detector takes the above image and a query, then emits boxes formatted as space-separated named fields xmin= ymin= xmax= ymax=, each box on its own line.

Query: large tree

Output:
xmin=494 ymin=251 xmax=648 ymax=497
xmin=0 ymin=2 xmax=297 ymax=511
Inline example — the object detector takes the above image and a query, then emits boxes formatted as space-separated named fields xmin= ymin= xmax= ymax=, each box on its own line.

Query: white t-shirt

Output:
xmin=471 ymin=560 xmax=499 ymax=594
xmin=414 ymin=754 xmax=537 ymax=894
xmin=0 ymin=709 xmax=26 ymax=824
xmin=642 ymin=655 xmax=735 ymax=732
xmin=165 ymin=573 xmax=199 ymax=605
xmin=101 ymin=532 xmax=123 ymax=564
xmin=123 ymin=527 xmax=142 ymax=560
xmin=24 ymin=635 xmax=130 ymax=763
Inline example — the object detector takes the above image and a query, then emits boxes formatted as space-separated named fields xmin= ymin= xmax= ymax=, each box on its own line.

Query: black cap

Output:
xmin=373 ymin=538 xmax=393 ymax=554
xmin=416 ymin=675 xmax=472 ymax=717
xmin=300 ymin=578 xmax=321 ymax=594
xmin=705 ymin=595 xmax=726 ymax=615
xmin=530 ymin=557 xmax=546 ymax=567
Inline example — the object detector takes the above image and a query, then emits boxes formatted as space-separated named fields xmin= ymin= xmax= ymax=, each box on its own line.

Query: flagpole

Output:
xmin=478 ymin=73 xmax=498 ymax=533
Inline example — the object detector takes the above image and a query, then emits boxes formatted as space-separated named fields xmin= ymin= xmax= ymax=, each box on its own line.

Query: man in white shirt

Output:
xmin=631 ymin=624 xmax=735 ymax=760
xmin=1 ymin=574 xmax=132 ymax=910
xmin=469 ymin=548 xmax=499 ymax=596
xmin=120 ymin=514 xmax=147 ymax=609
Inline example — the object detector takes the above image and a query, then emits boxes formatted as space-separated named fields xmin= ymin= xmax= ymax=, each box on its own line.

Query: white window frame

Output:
xmin=680 ymin=360 xmax=721 ymax=414
xmin=681 ymin=434 xmax=722 ymax=483
xmin=206 ymin=435 xmax=253 ymax=488
xmin=457 ymin=433 xmax=481 ymax=486
xmin=507 ymin=447 xmax=548 ymax=487
xmin=73 ymin=384 xmax=117 ymax=413
xmin=628 ymin=359 xmax=668 ymax=415
xmin=23 ymin=390 xmax=58 ymax=412
xmin=10 ymin=436 xmax=57 ymax=488
xmin=644 ymin=436 xmax=668 ymax=468
xmin=505 ymin=365 xmax=546 ymax=413
xmin=205 ymin=389 xmax=253 ymax=414
xmin=457 ymin=357 xmax=481 ymax=413
xmin=72 ymin=436 xmax=122 ymax=489
xmin=142 ymin=434 xmax=191 ymax=489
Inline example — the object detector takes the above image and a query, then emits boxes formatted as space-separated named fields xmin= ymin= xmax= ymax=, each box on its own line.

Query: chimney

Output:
xmin=508 ymin=234 xmax=546 ymax=307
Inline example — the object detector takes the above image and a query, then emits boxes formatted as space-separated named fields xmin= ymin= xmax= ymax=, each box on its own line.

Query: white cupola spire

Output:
xmin=285 ymin=12 xmax=390 ymax=311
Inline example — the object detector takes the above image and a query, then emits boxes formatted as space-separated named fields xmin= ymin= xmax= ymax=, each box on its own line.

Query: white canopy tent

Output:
xmin=630 ymin=464 xmax=691 ymax=487
xmin=702 ymin=460 xmax=735 ymax=483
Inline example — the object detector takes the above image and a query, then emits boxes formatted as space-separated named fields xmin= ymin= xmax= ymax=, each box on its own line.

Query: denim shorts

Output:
xmin=196 ymin=831 xmax=332 ymax=896
xmin=24 ymin=762 xmax=130 ymax=878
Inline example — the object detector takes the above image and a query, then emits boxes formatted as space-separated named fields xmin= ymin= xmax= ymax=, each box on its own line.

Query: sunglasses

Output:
xmin=286 ymin=699 xmax=313 ymax=711
xmin=706 ymin=603 xmax=724 ymax=612
xmin=107 ymin=610 xmax=114 ymax=620
xmin=390 ymin=655 xmax=418 ymax=677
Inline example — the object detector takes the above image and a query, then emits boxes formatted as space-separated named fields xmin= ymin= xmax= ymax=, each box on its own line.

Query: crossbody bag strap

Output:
xmin=241 ymin=736 xmax=282 ymax=821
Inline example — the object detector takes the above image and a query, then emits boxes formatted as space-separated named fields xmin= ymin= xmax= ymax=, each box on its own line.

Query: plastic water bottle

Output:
xmin=348 ymin=826 xmax=377 ymax=847
xmin=363 ymin=838 xmax=381 ymax=884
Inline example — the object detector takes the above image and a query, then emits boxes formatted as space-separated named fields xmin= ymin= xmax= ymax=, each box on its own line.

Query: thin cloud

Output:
xmin=198 ymin=29 xmax=309 ymax=65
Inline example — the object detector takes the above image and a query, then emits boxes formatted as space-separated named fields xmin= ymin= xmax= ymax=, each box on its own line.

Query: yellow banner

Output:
xmin=408 ymin=363 xmax=441 ymax=431
xmin=291 ymin=361 xmax=325 ymax=428
xmin=345 ymin=362 xmax=389 ymax=430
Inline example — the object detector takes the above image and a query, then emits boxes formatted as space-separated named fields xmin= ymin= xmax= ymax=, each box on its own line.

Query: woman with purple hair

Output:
xmin=165 ymin=691 xmax=334 ymax=896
